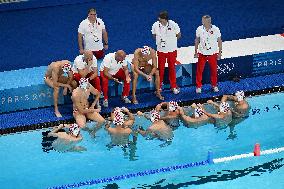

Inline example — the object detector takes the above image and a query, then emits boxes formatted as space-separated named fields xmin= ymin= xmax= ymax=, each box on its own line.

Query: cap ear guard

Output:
xmin=194 ymin=107 xmax=204 ymax=118
xmin=62 ymin=63 xmax=72 ymax=73
xmin=219 ymin=102 xmax=230 ymax=113
xmin=169 ymin=101 xmax=178 ymax=112
xmin=113 ymin=107 xmax=125 ymax=125
xmin=150 ymin=110 xmax=160 ymax=122
xmin=79 ymin=78 xmax=89 ymax=89
xmin=69 ymin=123 xmax=80 ymax=136
xmin=141 ymin=46 xmax=151 ymax=55
xmin=235 ymin=90 xmax=245 ymax=102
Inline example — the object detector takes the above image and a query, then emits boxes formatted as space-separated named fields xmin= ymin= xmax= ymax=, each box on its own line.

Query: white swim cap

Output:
xmin=169 ymin=101 xmax=178 ymax=112
xmin=62 ymin=62 xmax=72 ymax=73
xmin=220 ymin=102 xmax=230 ymax=113
xmin=69 ymin=123 xmax=80 ymax=136
xmin=141 ymin=46 xmax=151 ymax=55
xmin=235 ymin=90 xmax=245 ymax=102
xmin=113 ymin=107 xmax=125 ymax=125
xmin=79 ymin=78 xmax=89 ymax=90
xmin=150 ymin=110 xmax=160 ymax=122
xmin=194 ymin=107 xmax=204 ymax=118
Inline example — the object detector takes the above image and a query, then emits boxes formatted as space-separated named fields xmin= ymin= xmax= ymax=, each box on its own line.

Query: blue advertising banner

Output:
xmin=0 ymin=84 xmax=63 ymax=113
xmin=118 ymin=63 xmax=193 ymax=94
xmin=162 ymin=64 xmax=193 ymax=89
xmin=252 ymin=50 xmax=284 ymax=76
xmin=2 ymin=49 xmax=283 ymax=113
xmin=192 ymin=55 xmax=254 ymax=85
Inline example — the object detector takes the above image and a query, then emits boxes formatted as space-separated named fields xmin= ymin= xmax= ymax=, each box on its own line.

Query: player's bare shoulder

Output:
xmin=51 ymin=60 xmax=69 ymax=69
xmin=149 ymin=47 xmax=156 ymax=57
xmin=134 ymin=48 xmax=142 ymax=57
xmin=72 ymin=87 xmax=81 ymax=98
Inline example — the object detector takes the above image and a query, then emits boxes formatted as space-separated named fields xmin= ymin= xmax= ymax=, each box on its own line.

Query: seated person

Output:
xmin=72 ymin=50 xmax=101 ymax=107
xmin=221 ymin=90 xmax=250 ymax=118
xmin=72 ymin=78 xmax=105 ymax=130
xmin=99 ymin=50 xmax=132 ymax=107
xmin=42 ymin=123 xmax=85 ymax=152
xmin=155 ymin=101 xmax=181 ymax=128
xmin=178 ymin=103 xmax=209 ymax=127
xmin=137 ymin=110 xmax=173 ymax=141
xmin=44 ymin=60 xmax=73 ymax=117
xmin=203 ymin=100 xmax=232 ymax=126
xmin=131 ymin=46 xmax=164 ymax=104
xmin=105 ymin=107 xmax=135 ymax=146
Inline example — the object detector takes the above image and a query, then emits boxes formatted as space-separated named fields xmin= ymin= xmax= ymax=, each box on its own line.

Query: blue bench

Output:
xmin=2 ymin=49 xmax=282 ymax=113
xmin=0 ymin=60 xmax=193 ymax=113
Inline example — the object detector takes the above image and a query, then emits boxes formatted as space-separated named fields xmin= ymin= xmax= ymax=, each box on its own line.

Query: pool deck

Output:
xmin=0 ymin=73 xmax=284 ymax=134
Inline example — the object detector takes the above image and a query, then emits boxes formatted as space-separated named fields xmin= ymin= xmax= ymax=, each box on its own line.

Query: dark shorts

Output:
xmin=92 ymin=50 xmax=104 ymax=60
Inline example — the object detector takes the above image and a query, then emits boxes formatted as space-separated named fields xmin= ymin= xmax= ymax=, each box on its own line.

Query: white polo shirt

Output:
xmin=151 ymin=20 xmax=180 ymax=53
xmin=78 ymin=18 xmax=105 ymax=51
xmin=72 ymin=55 xmax=98 ymax=73
xmin=100 ymin=53 xmax=128 ymax=75
xmin=196 ymin=25 xmax=221 ymax=55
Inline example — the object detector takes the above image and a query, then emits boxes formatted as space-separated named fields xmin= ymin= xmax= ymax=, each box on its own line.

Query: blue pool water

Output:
xmin=0 ymin=92 xmax=284 ymax=189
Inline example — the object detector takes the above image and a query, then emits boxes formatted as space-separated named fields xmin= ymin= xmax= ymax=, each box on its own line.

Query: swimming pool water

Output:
xmin=0 ymin=92 xmax=283 ymax=189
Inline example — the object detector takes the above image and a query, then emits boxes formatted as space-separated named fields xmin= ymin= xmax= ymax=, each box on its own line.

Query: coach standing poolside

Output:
xmin=194 ymin=15 xmax=222 ymax=94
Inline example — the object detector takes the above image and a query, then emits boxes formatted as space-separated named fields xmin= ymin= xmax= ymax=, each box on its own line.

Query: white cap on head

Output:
xmin=141 ymin=46 xmax=151 ymax=55
xmin=169 ymin=101 xmax=178 ymax=112
xmin=220 ymin=102 xmax=230 ymax=113
xmin=194 ymin=107 xmax=204 ymax=118
xmin=235 ymin=90 xmax=245 ymax=102
xmin=69 ymin=123 xmax=80 ymax=137
xmin=79 ymin=78 xmax=89 ymax=90
xmin=113 ymin=107 xmax=125 ymax=125
xmin=62 ymin=62 xmax=72 ymax=73
xmin=150 ymin=110 xmax=160 ymax=122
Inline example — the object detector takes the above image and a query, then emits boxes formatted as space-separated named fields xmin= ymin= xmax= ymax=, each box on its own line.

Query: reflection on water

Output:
xmin=106 ymin=136 xmax=139 ymax=161
xmin=112 ymin=158 xmax=283 ymax=189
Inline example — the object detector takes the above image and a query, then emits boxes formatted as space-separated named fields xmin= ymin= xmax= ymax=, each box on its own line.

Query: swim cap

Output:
xmin=69 ymin=123 xmax=80 ymax=137
xmin=169 ymin=101 xmax=178 ymax=112
xmin=79 ymin=78 xmax=89 ymax=90
xmin=150 ymin=110 xmax=160 ymax=122
xmin=141 ymin=46 xmax=151 ymax=55
xmin=113 ymin=107 xmax=125 ymax=125
xmin=220 ymin=102 xmax=230 ymax=113
xmin=62 ymin=62 xmax=72 ymax=73
xmin=194 ymin=107 xmax=204 ymax=118
xmin=235 ymin=90 xmax=245 ymax=102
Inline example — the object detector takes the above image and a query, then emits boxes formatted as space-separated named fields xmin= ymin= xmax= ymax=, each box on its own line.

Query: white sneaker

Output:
xmin=123 ymin=96 xmax=131 ymax=103
xmin=213 ymin=86 xmax=219 ymax=92
xmin=103 ymin=99 xmax=108 ymax=107
xmin=96 ymin=101 xmax=101 ymax=109
xmin=100 ymin=91 xmax=104 ymax=99
xmin=196 ymin=88 xmax=201 ymax=93
xmin=172 ymin=88 xmax=180 ymax=94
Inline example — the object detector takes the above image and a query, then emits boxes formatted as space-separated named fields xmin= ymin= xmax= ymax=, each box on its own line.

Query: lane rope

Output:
xmin=48 ymin=145 xmax=284 ymax=189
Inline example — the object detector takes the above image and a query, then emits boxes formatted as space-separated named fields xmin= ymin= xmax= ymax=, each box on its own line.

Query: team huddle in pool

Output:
xmin=42 ymin=8 xmax=251 ymax=152
xmin=43 ymin=83 xmax=249 ymax=152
